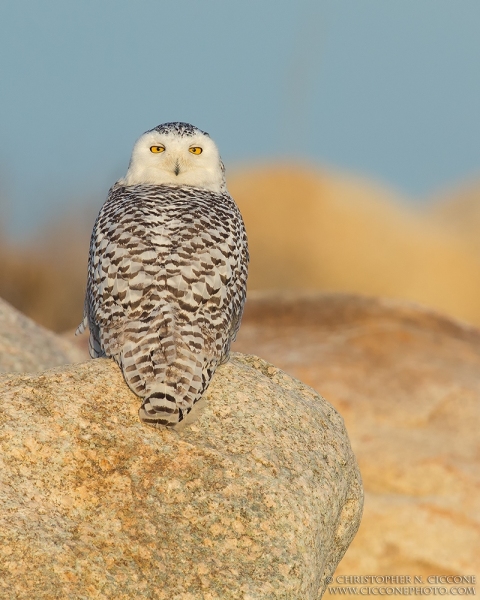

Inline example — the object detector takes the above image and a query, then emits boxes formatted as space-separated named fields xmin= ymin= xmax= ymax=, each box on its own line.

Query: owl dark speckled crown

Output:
xmin=148 ymin=122 xmax=209 ymax=137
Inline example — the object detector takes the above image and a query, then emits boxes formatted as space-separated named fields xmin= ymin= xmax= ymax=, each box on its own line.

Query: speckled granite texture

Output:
xmin=0 ymin=353 xmax=362 ymax=599
xmin=234 ymin=293 xmax=480 ymax=575
xmin=0 ymin=297 xmax=85 ymax=373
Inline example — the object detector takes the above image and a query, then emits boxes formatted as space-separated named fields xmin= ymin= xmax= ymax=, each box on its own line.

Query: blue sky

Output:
xmin=1 ymin=1 xmax=479 ymax=234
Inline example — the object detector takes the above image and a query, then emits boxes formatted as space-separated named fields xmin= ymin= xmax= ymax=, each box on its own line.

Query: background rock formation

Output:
xmin=229 ymin=166 xmax=480 ymax=325
xmin=0 ymin=297 xmax=85 ymax=373
xmin=0 ymin=353 xmax=362 ymax=599
xmin=430 ymin=179 xmax=480 ymax=261
xmin=233 ymin=293 xmax=480 ymax=576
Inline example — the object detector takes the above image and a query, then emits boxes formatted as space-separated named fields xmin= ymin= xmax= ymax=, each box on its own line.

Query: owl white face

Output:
xmin=121 ymin=127 xmax=225 ymax=193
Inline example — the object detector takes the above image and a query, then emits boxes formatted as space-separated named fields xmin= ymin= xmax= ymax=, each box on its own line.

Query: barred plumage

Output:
xmin=77 ymin=123 xmax=248 ymax=428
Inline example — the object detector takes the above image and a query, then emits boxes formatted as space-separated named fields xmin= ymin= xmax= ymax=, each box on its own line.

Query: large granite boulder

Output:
xmin=0 ymin=297 xmax=86 ymax=373
xmin=0 ymin=353 xmax=363 ymax=599
xmin=233 ymin=292 xmax=480 ymax=576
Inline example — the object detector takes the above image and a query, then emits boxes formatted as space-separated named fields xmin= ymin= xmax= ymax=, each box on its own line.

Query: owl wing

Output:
xmin=82 ymin=187 xmax=161 ymax=359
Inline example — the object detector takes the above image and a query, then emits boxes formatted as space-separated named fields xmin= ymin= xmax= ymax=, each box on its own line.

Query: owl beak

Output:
xmin=174 ymin=161 xmax=180 ymax=176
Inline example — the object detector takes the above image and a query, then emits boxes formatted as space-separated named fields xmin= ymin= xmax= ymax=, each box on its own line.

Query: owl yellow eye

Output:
xmin=189 ymin=147 xmax=203 ymax=155
xmin=150 ymin=145 xmax=165 ymax=153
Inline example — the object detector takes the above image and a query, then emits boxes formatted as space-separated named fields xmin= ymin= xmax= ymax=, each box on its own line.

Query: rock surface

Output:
xmin=233 ymin=292 xmax=480 ymax=576
xmin=0 ymin=297 xmax=86 ymax=373
xmin=0 ymin=353 xmax=362 ymax=599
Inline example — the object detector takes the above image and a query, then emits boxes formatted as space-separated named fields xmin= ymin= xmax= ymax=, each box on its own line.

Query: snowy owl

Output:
xmin=77 ymin=122 xmax=249 ymax=428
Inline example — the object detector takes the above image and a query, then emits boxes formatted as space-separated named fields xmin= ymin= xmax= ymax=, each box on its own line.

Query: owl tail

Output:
xmin=138 ymin=351 xmax=208 ymax=428
xmin=139 ymin=394 xmax=208 ymax=431
xmin=138 ymin=390 xmax=182 ymax=428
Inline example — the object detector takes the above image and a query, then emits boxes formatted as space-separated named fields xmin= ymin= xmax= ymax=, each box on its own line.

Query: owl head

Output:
xmin=121 ymin=122 xmax=227 ymax=193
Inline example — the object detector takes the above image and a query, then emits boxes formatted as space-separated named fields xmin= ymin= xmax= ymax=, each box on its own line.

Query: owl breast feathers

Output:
xmin=78 ymin=123 xmax=248 ymax=428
